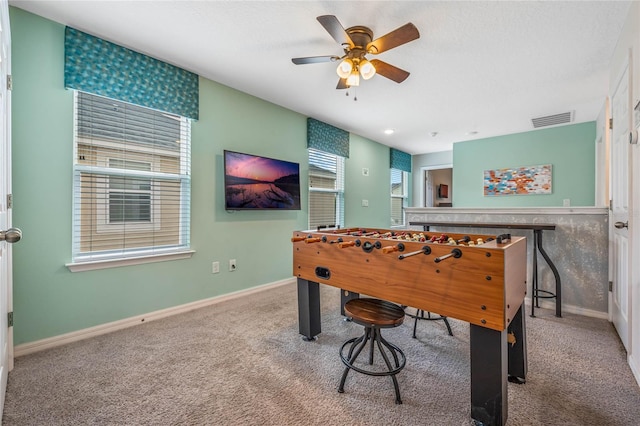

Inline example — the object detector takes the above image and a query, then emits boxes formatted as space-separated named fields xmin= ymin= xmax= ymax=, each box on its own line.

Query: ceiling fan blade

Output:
xmin=367 ymin=23 xmax=419 ymax=54
xmin=336 ymin=78 xmax=348 ymax=90
xmin=317 ymin=15 xmax=354 ymax=48
xmin=291 ymin=55 xmax=340 ymax=65
xmin=369 ymin=59 xmax=410 ymax=83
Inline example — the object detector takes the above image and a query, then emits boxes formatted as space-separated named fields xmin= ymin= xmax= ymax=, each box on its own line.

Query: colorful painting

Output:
xmin=484 ymin=164 xmax=552 ymax=196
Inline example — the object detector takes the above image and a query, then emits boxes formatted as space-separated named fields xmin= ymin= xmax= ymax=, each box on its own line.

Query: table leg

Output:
xmin=297 ymin=278 xmax=321 ymax=341
xmin=507 ymin=303 xmax=527 ymax=383
xmin=470 ymin=324 xmax=507 ymax=426
xmin=531 ymin=231 xmax=539 ymax=317
xmin=536 ymin=230 xmax=562 ymax=317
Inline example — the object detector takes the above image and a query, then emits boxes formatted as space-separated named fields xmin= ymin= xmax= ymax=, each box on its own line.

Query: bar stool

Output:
xmin=338 ymin=298 xmax=406 ymax=404
xmin=405 ymin=307 xmax=453 ymax=338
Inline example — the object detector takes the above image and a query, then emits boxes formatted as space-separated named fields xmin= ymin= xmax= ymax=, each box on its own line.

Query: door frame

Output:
xmin=418 ymin=164 xmax=452 ymax=208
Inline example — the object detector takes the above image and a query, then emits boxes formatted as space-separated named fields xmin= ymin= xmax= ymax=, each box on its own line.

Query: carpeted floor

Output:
xmin=3 ymin=282 xmax=640 ymax=425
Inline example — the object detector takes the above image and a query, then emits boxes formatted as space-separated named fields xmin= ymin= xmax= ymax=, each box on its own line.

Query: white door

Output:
xmin=424 ymin=170 xmax=433 ymax=207
xmin=0 ymin=0 xmax=13 ymax=417
xmin=610 ymin=60 xmax=632 ymax=351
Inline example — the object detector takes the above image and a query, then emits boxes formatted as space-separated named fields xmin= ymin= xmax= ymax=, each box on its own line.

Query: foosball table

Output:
xmin=292 ymin=227 xmax=528 ymax=426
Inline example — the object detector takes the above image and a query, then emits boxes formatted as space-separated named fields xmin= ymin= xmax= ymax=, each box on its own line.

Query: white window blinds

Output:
xmin=391 ymin=168 xmax=408 ymax=226
xmin=308 ymin=148 xmax=344 ymax=230
xmin=72 ymin=91 xmax=191 ymax=262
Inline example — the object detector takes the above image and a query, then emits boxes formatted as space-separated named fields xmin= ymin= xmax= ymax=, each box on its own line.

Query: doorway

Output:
xmin=421 ymin=166 xmax=453 ymax=207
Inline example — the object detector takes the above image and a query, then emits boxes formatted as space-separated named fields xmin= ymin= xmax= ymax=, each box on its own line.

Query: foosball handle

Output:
xmin=339 ymin=239 xmax=361 ymax=248
xmin=496 ymin=233 xmax=511 ymax=244
xmin=382 ymin=243 xmax=405 ymax=254
xmin=304 ymin=238 xmax=322 ymax=244
xmin=291 ymin=236 xmax=309 ymax=242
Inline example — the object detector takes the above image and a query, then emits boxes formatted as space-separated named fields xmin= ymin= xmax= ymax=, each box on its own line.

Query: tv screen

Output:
xmin=224 ymin=150 xmax=301 ymax=210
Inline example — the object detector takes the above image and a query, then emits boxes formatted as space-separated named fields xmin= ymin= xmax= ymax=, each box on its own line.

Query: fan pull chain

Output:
xmin=345 ymin=88 xmax=358 ymax=101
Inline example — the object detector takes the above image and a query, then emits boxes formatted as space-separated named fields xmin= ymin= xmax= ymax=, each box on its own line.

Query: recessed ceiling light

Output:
xmin=430 ymin=132 xmax=438 ymax=137
xmin=384 ymin=129 xmax=395 ymax=135
xmin=466 ymin=131 xmax=478 ymax=135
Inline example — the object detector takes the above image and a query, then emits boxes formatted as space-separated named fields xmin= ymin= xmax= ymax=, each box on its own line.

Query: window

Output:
xmin=71 ymin=91 xmax=191 ymax=265
xmin=107 ymin=159 xmax=152 ymax=224
xmin=391 ymin=169 xmax=408 ymax=226
xmin=308 ymin=148 xmax=344 ymax=230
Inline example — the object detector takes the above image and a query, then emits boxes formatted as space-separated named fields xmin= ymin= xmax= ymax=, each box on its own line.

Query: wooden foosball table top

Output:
xmin=292 ymin=227 xmax=527 ymax=331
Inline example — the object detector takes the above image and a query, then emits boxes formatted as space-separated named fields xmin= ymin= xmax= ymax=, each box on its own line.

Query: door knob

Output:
xmin=0 ymin=228 xmax=22 ymax=243
xmin=614 ymin=221 xmax=628 ymax=229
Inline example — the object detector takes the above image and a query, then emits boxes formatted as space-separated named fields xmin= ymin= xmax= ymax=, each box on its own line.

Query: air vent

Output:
xmin=531 ymin=111 xmax=573 ymax=128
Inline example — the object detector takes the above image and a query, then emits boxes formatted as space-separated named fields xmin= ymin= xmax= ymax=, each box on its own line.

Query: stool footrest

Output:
xmin=338 ymin=324 xmax=406 ymax=404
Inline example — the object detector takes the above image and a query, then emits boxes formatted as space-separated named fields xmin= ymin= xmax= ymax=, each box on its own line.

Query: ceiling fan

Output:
xmin=291 ymin=15 xmax=420 ymax=89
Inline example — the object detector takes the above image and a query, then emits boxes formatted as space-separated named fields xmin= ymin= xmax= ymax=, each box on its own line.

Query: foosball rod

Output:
xmin=398 ymin=245 xmax=431 ymax=259
xmin=434 ymin=248 xmax=463 ymax=263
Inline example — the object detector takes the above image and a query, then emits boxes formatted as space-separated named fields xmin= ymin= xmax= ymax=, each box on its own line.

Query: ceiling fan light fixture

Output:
xmin=336 ymin=58 xmax=354 ymax=78
xmin=346 ymin=70 xmax=360 ymax=87
xmin=359 ymin=59 xmax=376 ymax=80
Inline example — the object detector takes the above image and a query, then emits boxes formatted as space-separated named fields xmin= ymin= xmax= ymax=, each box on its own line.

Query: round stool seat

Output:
xmin=344 ymin=298 xmax=405 ymax=328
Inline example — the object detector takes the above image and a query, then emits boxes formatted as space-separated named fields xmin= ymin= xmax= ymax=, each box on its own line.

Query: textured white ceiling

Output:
xmin=10 ymin=1 xmax=631 ymax=154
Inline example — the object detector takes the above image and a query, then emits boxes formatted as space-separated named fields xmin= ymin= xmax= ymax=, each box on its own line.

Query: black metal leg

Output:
xmin=339 ymin=326 xmax=406 ymax=404
xmin=409 ymin=308 xmax=453 ymax=337
xmin=339 ymin=328 xmax=372 ymax=393
xmin=374 ymin=329 xmax=402 ymax=404
xmin=297 ymin=278 xmax=321 ymax=341
xmin=412 ymin=309 xmax=421 ymax=338
xmin=536 ymin=231 xmax=562 ymax=317
xmin=470 ymin=324 xmax=508 ymax=426
xmin=507 ymin=303 xmax=527 ymax=384
xmin=531 ymin=231 xmax=539 ymax=317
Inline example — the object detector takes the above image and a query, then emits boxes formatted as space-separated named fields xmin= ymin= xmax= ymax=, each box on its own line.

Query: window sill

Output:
xmin=66 ymin=250 xmax=195 ymax=272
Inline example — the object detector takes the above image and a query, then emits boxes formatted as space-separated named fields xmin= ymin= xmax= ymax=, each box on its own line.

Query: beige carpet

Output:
xmin=3 ymin=282 xmax=640 ymax=425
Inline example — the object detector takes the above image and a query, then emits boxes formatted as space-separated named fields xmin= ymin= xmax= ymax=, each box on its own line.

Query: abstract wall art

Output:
xmin=483 ymin=164 xmax=552 ymax=196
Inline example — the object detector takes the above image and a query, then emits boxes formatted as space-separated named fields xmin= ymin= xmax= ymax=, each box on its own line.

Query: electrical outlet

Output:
xmin=362 ymin=199 xmax=369 ymax=207
xmin=229 ymin=259 xmax=237 ymax=272
xmin=212 ymin=261 xmax=220 ymax=274
xmin=563 ymin=199 xmax=571 ymax=207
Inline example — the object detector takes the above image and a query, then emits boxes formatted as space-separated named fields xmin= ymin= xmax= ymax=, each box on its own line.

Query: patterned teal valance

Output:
xmin=64 ymin=27 xmax=199 ymax=120
xmin=307 ymin=118 xmax=349 ymax=158
xmin=390 ymin=148 xmax=412 ymax=172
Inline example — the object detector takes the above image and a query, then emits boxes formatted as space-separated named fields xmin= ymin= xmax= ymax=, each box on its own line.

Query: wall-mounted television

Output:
xmin=224 ymin=150 xmax=301 ymax=210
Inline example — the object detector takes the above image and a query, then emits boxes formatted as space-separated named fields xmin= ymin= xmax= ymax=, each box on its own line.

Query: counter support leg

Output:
xmin=470 ymin=325 xmax=507 ymax=426
xmin=531 ymin=232 xmax=539 ymax=317
xmin=536 ymin=231 xmax=562 ymax=317
xmin=297 ymin=278 xmax=321 ymax=341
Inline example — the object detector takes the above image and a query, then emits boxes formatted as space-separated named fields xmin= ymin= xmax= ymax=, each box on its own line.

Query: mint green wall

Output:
xmin=9 ymin=8 xmax=394 ymax=345
xmin=345 ymin=134 xmax=392 ymax=227
xmin=452 ymin=122 xmax=596 ymax=207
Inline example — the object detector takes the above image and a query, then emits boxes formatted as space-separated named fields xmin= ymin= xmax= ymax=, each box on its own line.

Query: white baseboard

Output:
xmin=14 ymin=277 xmax=296 ymax=358
xmin=629 ymin=353 xmax=640 ymax=388
xmin=524 ymin=297 xmax=609 ymax=320
xmin=14 ymin=279 xmax=610 ymax=358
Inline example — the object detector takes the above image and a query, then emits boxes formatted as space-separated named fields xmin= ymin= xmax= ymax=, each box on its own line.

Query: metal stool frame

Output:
xmin=405 ymin=308 xmax=453 ymax=338
xmin=338 ymin=323 xmax=406 ymax=404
